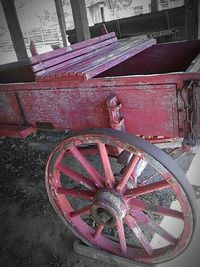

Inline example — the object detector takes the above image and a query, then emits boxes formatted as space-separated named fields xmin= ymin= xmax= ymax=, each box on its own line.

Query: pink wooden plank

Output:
xmin=52 ymin=41 xmax=120 ymax=75
xmin=32 ymin=37 xmax=118 ymax=73
xmin=35 ymin=73 xmax=85 ymax=82
xmin=0 ymin=124 xmax=35 ymax=138
xmin=30 ymin=32 xmax=116 ymax=65
xmin=76 ymin=38 xmax=156 ymax=79
xmin=46 ymin=42 xmax=120 ymax=78
xmin=35 ymin=39 xmax=118 ymax=78
xmin=82 ymin=38 xmax=156 ymax=80
xmin=78 ymin=38 xmax=154 ymax=73
xmin=37 ymin=37 xmax=156 ymax=81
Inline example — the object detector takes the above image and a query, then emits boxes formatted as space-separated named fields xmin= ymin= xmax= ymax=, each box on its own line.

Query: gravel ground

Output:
xmin=0 ymin=132 xmax=195 ymax=267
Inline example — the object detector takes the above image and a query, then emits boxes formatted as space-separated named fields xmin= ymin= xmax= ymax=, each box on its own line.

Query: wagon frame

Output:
xmin=0 ymin=32 xmax=200 ymax=265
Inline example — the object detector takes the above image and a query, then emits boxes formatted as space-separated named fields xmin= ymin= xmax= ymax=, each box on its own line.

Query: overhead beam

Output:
xmin=1 ymin=0 xmax=28 ymax=61
xmin=70 ymin=0 xmax=91 ymax=42
xmin=54 ymin=0 xmax=68 ymax=47
xmin=185 ymin=0 xmax=198 ymax=40
xmin=151 ymin=0 xmax=158 ymax=13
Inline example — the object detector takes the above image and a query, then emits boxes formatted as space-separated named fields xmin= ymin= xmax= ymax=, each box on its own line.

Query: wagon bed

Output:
xmin=0 ymin=33 xmax=200 ymax=265
xmin=0 ymin=33 xmax=200 ymax=145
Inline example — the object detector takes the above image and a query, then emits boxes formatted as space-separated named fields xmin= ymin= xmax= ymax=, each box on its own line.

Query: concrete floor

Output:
xmin=158 ymin=149 xmax=200 ymax=267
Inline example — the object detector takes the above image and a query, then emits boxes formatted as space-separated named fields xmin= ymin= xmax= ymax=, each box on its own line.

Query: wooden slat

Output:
xmin=37 ymin=37 xmax=156 ymax=81
xmin=30 ymin=32 xmax=156 ymax=82
xmin=32 ymin=37 xmax=117 ymax=73
xmin=52 ymin=38 xmax=151 ymax=77
xmin=79 ymin=38 xmax=156 ymax=79
xmin=36 ymin=40 xmax=119 ymax=77
xmin=30 ymin=32 xmax=116 ymax=64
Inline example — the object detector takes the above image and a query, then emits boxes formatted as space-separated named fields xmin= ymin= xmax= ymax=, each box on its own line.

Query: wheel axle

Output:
xmin=91 ymin=190 xmax=127 ymax=227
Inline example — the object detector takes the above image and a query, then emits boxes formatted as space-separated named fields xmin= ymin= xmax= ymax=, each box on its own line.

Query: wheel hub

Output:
xmin=91 ymin=191 xmax=127 ymax=227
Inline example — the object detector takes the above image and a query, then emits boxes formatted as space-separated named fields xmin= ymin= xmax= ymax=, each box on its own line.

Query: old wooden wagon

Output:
xmin=0 ymin=32 xmax=200 ymax=264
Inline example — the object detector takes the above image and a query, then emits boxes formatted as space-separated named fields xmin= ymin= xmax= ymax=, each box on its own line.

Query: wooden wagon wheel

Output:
xmin=45 ymin=129 xmax=197 ymax=264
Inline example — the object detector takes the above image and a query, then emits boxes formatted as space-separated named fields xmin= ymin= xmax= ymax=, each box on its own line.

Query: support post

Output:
xmin=1 ymin=0 xmax=28 ymax=61
xmin=70 ymin=0 xmax=91 ymax=42
xmin=100 ymin=6 xmax=105 ymax=22
xmin=185 ymin=0 xmax=198 ymax=40
xmin=54 ymin=0 xmax=68 ymax=47
xmin=151 ymin=0 xmax=158 ymax=13
xmin=198 ymin=0 xmax=200 ymax=39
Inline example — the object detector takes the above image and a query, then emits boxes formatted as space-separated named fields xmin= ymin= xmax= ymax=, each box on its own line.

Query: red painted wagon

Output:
xmin=0 ymin=32 xmax=200 ymax=264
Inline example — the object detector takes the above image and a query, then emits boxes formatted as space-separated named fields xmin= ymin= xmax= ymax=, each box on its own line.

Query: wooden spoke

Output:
xmin=129 ymin=209 xmax=177 ymax=245
xmin=98 ymin=143 xmax=115 ymax=188
xmin=56 ymin=163 xmax=96 ymax=190
xmin=129 ymin=209 xmax=148 ymax=224
xmin=69 ymin=145 xmax=104 ymax=187
xmin=148 ymin=218 xmax=177 ymax=245
xmin=70 ymin=205 xmax=91 ymax=219
xmin=124 ymin=180 xmax=171 ymax=199
xmin=57 ymin=187 xmax=94 ymax=200
xmin=125 ymin=215 xmax=153 ymax=256
xmin=116 ymin=155 xmax=140 ymax=193
xmin=93 ymin=224 xmax=104 ymax=239
xmin=117 ymin=219 xmax=127 ymax=256
xmin=129 ymin=198 xmax=183 ymax=220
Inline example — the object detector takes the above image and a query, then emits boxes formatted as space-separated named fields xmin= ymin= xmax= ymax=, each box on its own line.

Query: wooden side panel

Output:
xmin=0 ymin=92 xmax=21 ymax=124
xmin=10 ymin=83 xmax=179 ymax=138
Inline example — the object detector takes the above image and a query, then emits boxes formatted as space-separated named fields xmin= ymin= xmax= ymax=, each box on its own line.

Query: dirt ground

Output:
xmin=0 ymin=132 xmax=115 ymax=267
xmin=0 ymin=131 xmax=195 ymax=267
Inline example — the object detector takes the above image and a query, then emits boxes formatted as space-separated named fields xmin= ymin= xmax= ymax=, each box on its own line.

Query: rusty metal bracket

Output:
xmin=106 ymin=95 xmax=125 ymax=156
xmin=180 ymin=80 xmax=198 ymax=147
xmin=106 ymin=95 xmax=125 ymax=131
